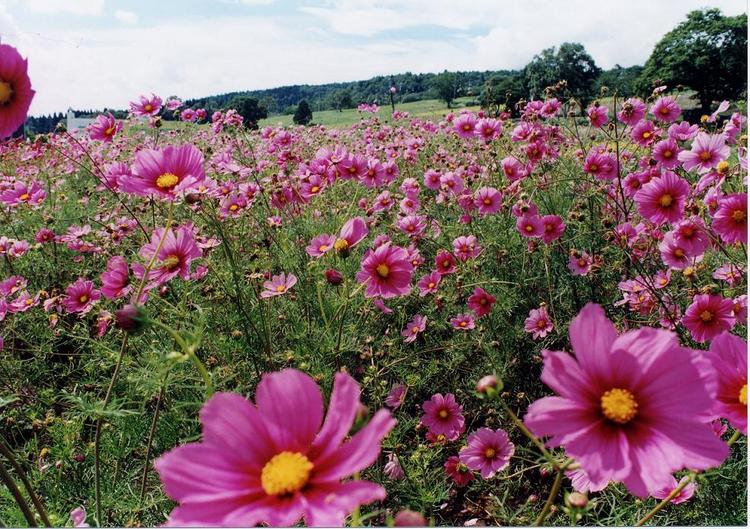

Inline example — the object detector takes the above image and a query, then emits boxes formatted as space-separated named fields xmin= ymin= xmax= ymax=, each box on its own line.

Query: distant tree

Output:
xmin=596 ymin=65 xmax=644 ymax=97
xmin=480 ymin=74 xmax=525 ymax=117
xmin=636 ymin=9 xmax=747 ymax=111
xmin=227 ymin=96 xmax=267 ymax=129
xmin=293 ymin=100 xmax=313 ymax=125
xmin=523 ymin=42 xmax=601 ymax=105
xmin=432 ymin=70 xmax=460 ymax=108
xmin=329 ymin=89 xmax=353 ymax=112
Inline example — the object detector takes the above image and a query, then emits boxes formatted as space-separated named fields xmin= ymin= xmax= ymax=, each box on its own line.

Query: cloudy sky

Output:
xmin=0 ymin=0 xmax=745 ymax=115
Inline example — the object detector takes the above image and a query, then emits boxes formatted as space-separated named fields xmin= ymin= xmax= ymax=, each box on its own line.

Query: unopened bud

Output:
xmin=566 ymin=492 xmax=588 ymax=509
xmin=394 ymin=510 xmax=427 ymax=527
xmin=115 ymin=304 xmax=148 ymax=333
xmin=325 ymin=269 xmax=344 ymax=286
xmin=476 ymin=374 xmax=502 ymax=396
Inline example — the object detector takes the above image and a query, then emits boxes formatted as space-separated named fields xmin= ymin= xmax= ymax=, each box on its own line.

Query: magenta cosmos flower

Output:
xmin=417 ymin=271 xmax=441 ymax=297
xmin=450 ymin=313 xmax=475 ymax=330
xmin=356 ymin=243 xmax=413 ymax=299
xmin=129 ymin=93 xmax=162 ymax=117
xmin=459 ymin=428 xmax=514 ymax=479
xmin=524 ymin=303 xmax=728 ymax=497
xmin=261 ymin=273 xmax=297 ymax=298
xmin=421 ymin=393 xmax=465 ymax=438
xmin=712 ymin=192 xmax=747 ymax=245
xmin=100 ymin=255 xmax=131 ymax=300
xmin=678 ymin=132 xmax=730 ymax=173
xmin=467 ymin=287 xmax=496 ymax=318
xmin=650 ymin=96 xmax=681 ymax=123
xmin=63 ymin=278 xmax=101 ymax=315
xmin=334 ymin=217 xmax=368 ymax=253
xmin=133 ymin=225 xmax=201 ymax=288
xmin=122 ymin=144 xmax=206 ymax=201
xmin=682 ymin=294 xmax=735 ymax=344
xmin=306 ymin=234 xmax=337 ymax=258
xmin=707 ymin=332 xmax=747 ymax=434
xmin=524 ymin=305 xmax=554 ymax=340
xmin=634 ymin=171 xmax=689 ymax=225
xmin=385 ymin=383 xmax=407 ymax=409
xmin=444 ymin=456 xmax=474 ymax=487
xmin=0 ymin=44 xmax=35 ymax=139
xmin=401 ymin=314 xmax=426 ymax=344
xmin=474 ymin=186 xmax=502 ymax=215
xmin=155 ymin=369 xmax=395 ymax=527
xmin=88 ymin=113 xmax=121 ymax=142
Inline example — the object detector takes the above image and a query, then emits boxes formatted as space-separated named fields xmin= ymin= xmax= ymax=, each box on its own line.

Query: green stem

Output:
xmin=0 ymin=438 xmax=51 ymax=527
xmin=635 ymin=473 xmax=695 ymax=526
xmin=498 ymin=399 xmax=556 ymax=465
xmin=0 ymin=457 xmax=37 ymax=527
xmin=150 ymin=320 xmax=213 ymax=397
xmin=726 ymin=430 xmax=742 ymax=447
xmin=139 ymin=380 xmax=167 ymax=505
xmin=534 ymin=467 xmax=564 ymax=526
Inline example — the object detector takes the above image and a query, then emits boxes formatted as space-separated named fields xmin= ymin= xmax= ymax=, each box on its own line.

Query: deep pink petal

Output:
xmin=309 ymin=372 xmax=360 ymax=461
xmin=569 ymin=303 xmax=618 ymax=380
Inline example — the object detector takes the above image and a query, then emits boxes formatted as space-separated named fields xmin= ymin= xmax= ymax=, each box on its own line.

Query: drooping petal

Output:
xmin=302 ymin=481 xmax=386 ymax=527
xmin=309 ymin=372 xmax=360 ymax=461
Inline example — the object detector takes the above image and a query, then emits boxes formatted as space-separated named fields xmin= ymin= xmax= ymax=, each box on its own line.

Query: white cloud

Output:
xmin=114 ymin=9 xmax=138 ymax=24
xmin=26 ymin=0 xmax=105 ymax=16
xmin=6 ymin=0 xmax=746 ymax=115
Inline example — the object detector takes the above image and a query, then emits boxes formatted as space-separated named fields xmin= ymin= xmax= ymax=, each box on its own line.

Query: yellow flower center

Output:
xmin=459 ymin=321 xmax=467 ymax=327
xmin=536 ymin=319 xmax=547 ymax=329
xmin=310 ymin=186 xmax=320 ymax=193
xmin=79 ymin=294 xmax=89 ymax=303
xmin=428 ymin=282 xmax=435 ymax=289
xmin=412 ymin=326 xmax=420 ymax=333
xmin=642 ymin=131 xmax=651 ymax=139
xmin=699 ymin=310 xmax=713 ymax=322
xmin=674 ymin=248 xmax=685 ymax=258
xmin=525 ymin=225 xmax=534 ymax=232
xmin=19 ymin=193 xmax=30 ymax=201
xmin=578 ymin=259 xmax=587 ymax=267
xmin=162 ymin=255 xmax=180 ymax=270
xmin=717 ymin=160 xmax=729 ymax=174
xmin=229 ymin=204 xmax=239 ymax=211
xmin=484 ymin=448 xmax=496 ymax=459
xmin=156 ymin=173 xmax=180 ymax=189
xmin=483 ymin=198 xmax=492 ymax=205
xmin=438 ymin=409 xmax=449 ymax=418
xmin=105 ymin=126 xmax=116 ymax=136
xmin=662 ymin=150 xmax=673 ymax=159
xmin=333 ymin=238 xmax=349 ymax=251
xmin=600 ymin=388 xmax=638 ymax=424
xmin=144 ymin=103 xmax=153 ymax=112
xmin=275 ymin=284 xmax=286 ymax=292
xmin=318 ymin=244 xmax=329 ymax=252
xmin=376 ymin=263 xmax=390 ymax=278
xmin=732 ymin=209 xmax=746 ymax=223
xmin=739 ymin=384 xmax=747 ymax=406
xmin=699 ymin=151 xmax=711 ymax=161
xmin=589 ymin=164 xmax=599 ymax=172
xmin=659 ymin=194 xmax=673 ymax=207
xmin=260 ymin=451 xmax=312 ymax=496
xmin=0 ymin=80 xmax=13 ymax=105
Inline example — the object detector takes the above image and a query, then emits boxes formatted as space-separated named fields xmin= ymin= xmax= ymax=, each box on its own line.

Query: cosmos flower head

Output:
xmin=122 ymin=144 xmax=207 ymax=201
xmin=155 ymin=369 xmax=395 ymax=526
xmin=0 ymin=44 xmax=35 ymax=139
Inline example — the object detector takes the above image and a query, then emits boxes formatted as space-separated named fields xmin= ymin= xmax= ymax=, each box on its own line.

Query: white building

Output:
xmin=65 ymin=108 xmax=95 ymax=133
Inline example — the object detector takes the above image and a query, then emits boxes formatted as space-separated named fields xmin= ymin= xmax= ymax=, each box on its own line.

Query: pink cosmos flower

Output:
xmin=452 ymin=235 xmax=480 ymax=261
xmin=517 ymin=215 xmax=543 ymax=238
xmin=306 ymin=234 xmax=337 ymax=258
xmin=384 ymin=452 xmax=405 ymax=480
xmin=467 ymin=287 xmax=496 ymax=318
xmin=434 ymin=250 xmax=457 ymax=275
xmin=652 ymin=476 xmax=696 ymax=505
xmin=122 ymin=144 xmax=206 ymax=201
xmin=650 ymin=96 xmax=681 ymax=123
xmin=417 ymin=271 xmax=441 ymax=296
xmin=69 ymin=506 xmax=90 ymax=528
xmin=682 ymin=294 xmax=735 ymax=343
xmin=524 ymin=305 xmax=554 ymax=339
xmin=668 ymin=121 xmax=699 ymax=141
xmin=155 ymin=369 xmax=395 ymax=527
xmin=474 ymin=186 xmax=502 ymax=215
xmin=712 ymin=192 xmax=747 ymax=244
xmin=583 ymin=152 xmax=617 ymax=180
xmin=356 ymin=243 xmax=413 ymax=299
xmin=707 ymin=332 xmax=747 ymax=435
xmin=617 ymin=98 xmax=646 ymax=126
xmin=631 ymin=120 xmax=659 ymax=147
xmin=444 ymin=455 xmax=474 ymax=487
xmin=587 ymin=105 xmax=608 ymax=128
xmin=524 ymin=304 xmax=729 ymax=497
xmin=88 ymin=113 xmax=121 ymax=142
xmin=129 ymin=94 xmax=162 ymax=117
xmin=421 ymin=393 xmax=465 ymax=438
xmin=0 ymin=44 xmax=35 ymax=139
xmin=63 ymin=278 xmax=101 ymax=315
xmin=475 ymin=118 xmax=502 ymax=141
xmin=459 ymin=428 xmax=514 ymax=479
xmin=385 ymin=383 xmax=407 ymax=409
xmin=450 ymin=313 xmax=475 ymax=331
xmin=334 ymin=217 xmax=368 ymax=253
xmin=672 ymin=216 xmax=710 ymax=256
xmin=540 ymin=215 xmax=565 ymax=244
xmin=401 ymin=314 xmax=426 ymax=344
xmin=100 ymin=256 xmax=132 ymax=300
xmin=634 ymin=171 xmax=689 ymax=225
xmin=133 ymin=225 xmax=202 ymax=288
xmin=0 ymin=180 xmax=46 ymax=208
xmin=677 ymin=133 xmax=730 ymax=173
xmin=397 ymin=215 xmax=427 ymax=238
xmin=568 ymin=252 xmax=592 ymax=276
xmin=261 ymin=273 xmax=297 ymax=298
xmin=454 ymin=113 xmax=477 ymax=139
xmin=651 ymin=138 xmax=681 ymax=169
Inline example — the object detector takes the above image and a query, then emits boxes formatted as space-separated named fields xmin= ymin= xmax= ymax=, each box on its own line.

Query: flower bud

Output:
xmin=115 ymin=304 xmax=148 ymax=333
xmin=476 ymin=374 xmax=502 ymax=397
xmin=325 ymin=268 xmax=344 ymax=286
xmin=566 ymin=492 xmax=588 ymax=509
xmin=394 ymin=510 xmax=427 ymax=527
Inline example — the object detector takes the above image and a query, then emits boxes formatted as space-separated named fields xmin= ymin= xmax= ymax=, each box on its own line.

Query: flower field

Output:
xmin=0 ymin=42 xmax=748 ymax=528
